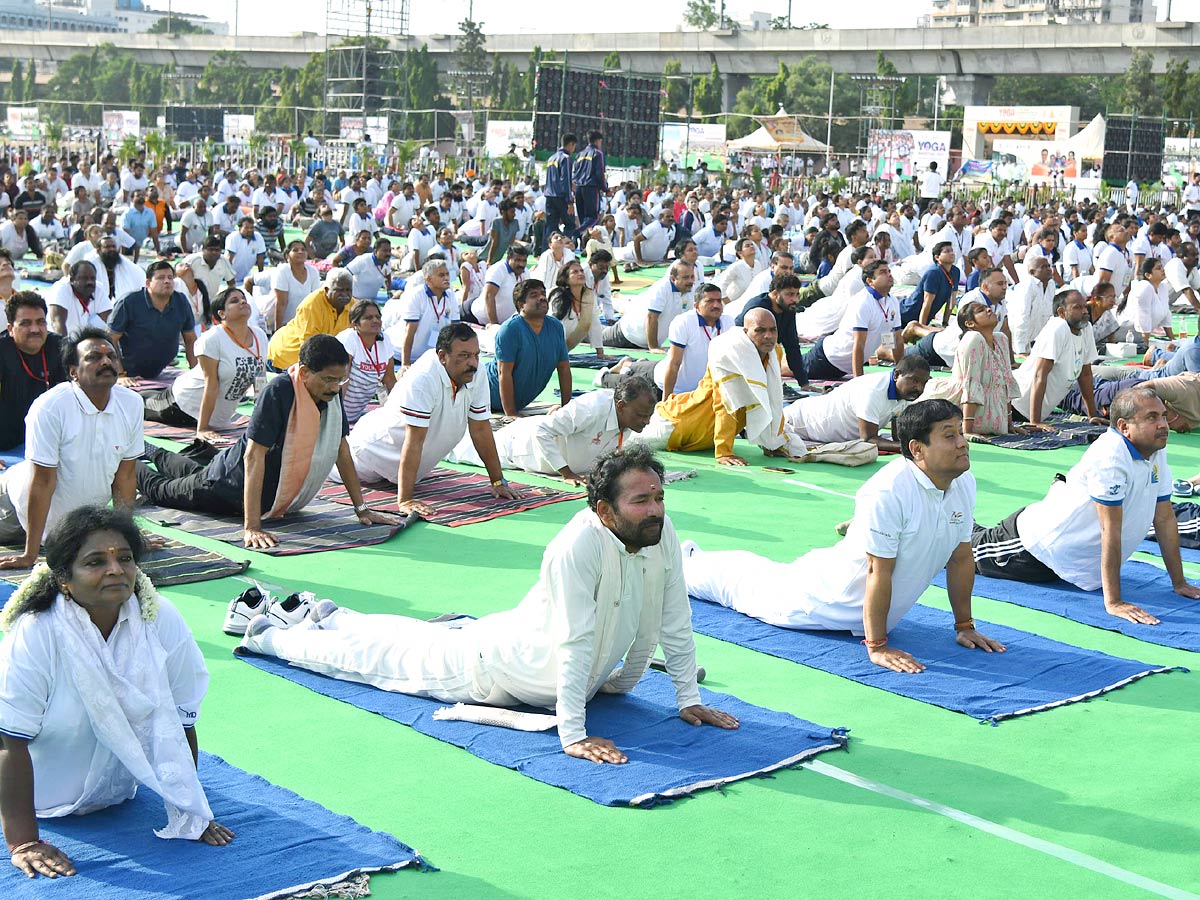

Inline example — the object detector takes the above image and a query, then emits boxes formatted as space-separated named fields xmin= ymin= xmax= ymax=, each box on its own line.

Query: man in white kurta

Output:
xmin=445 ymin=380 xmax=657 ymax=483
xmin=686 ymin=399 xmax=1005 ymax=672
xmin=242 ymin=449 xmax=738 ymax=758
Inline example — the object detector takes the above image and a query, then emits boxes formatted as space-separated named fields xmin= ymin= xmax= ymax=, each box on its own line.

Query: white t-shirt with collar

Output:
xmin=45 ymin=278 xmax=112 ymax=335
xmin=393 ymin=285 xmax=461 ymax=362
xmin=784 ymin=370 xmax=911 ymax=443
xmin=1064 ymin=239 xmax=1094 ymax=278
xmin=1095 ymin=243 xmax=1131 ymax=297
xmin=820 ymin=287 xmax=902 ymax=374
xmin=1012 ymin=316 xmax=1094 ymax=420
xmin=473 ymin=260 xmax=526 ymax=325
xmin=345 ymin=349 xmax=491 ymax=484
xmin=691 ymin=458 xmax=974 ymax=635
xmin=617 ymin=276 xmax=696 ymax=349
xmin=655 ymin=312 xmax=732 ymax=395
xmin=3 ymin=382 xmax=143 ymax=538
xmin=1017 ymin=429 xmax=1171 ymax=591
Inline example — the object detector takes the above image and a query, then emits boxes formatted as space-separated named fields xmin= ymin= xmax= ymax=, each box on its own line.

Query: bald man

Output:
xmin=637 ymin=308 xmax=802 ymax=465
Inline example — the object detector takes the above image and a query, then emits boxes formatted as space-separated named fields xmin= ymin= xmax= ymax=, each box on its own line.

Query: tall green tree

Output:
xmin=694 ymin=62 xmax=723 ymax=116
xmin=24 ymin=60 xmax=35 ymax=102
xmin=9 ymin=60 xmax=22 ymax=105
xmin=684 ymin=0 xmax=719 ymax=29
xmin=1121 ymin=49 xmax=1157 ymax=115
xmin=147 ymin=14 xmax=210 ymax=34
xmin=663 ymin=60 xmax=687 ymax=114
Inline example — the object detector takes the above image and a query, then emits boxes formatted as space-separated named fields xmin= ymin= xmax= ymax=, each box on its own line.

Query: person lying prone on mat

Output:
xmin=685 ymin=399 xmax=1005 ymax=674
xmin=0 ymin=507 xmax=234 ymax=880
xmin=636 ymin=309 xmax=806 ymax=466
xmin=971 ymin=387 xmax=1200 ymax=625
xmin=135 ymin=334 xmax=402 ymax=550
xmin=445 ymin=378 xmax=656 ymax=487
xmin=337 ymin=322 xmax=521 ymax=517
xmin=241 ymin=446 xmax=738 ymax=764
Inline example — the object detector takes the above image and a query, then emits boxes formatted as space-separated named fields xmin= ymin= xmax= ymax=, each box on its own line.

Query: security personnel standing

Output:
xmin=544 ymin=133 xmax=577 ymax=241
xmin=572 ymin=130 xmax=606 ymax=238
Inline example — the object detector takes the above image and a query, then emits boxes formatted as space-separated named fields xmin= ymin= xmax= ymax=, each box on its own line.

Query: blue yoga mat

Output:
xmin=1139 ymin=538 xmax=1200 ymax=567
xmin=236 ymin=650 xmax=848 ymax=807
xmin=4 ymin=751 xmax=425 ymax=900
xmin=689 ymin=599 xmax=1176 ymax=723
xmin=937 ymin=561 xmax=1200 ymax=652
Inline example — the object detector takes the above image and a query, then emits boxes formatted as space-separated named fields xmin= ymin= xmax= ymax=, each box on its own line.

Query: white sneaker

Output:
xmin=267 ymin=591 xmax=317 ymax=629
xmin=223 ymin=584 xmax=273 ymax=636
xmin=592 ymin=367 xmax=610 ymax=387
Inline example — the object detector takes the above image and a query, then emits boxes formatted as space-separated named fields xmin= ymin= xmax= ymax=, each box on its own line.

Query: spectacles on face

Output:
xmin=316 ymin=373 xmax=351 ymax=388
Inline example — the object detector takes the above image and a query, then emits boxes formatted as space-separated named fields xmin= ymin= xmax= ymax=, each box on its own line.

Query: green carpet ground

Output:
xmin=143 ymin=386 xmax=1200 ymax=900
xmin=23 ymin=250 xmax=1200 ymax=898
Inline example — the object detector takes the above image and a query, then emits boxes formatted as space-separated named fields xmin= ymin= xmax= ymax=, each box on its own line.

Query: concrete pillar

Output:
xmin=722 ymin=72 xmax=750 ymax=113
xmin=942 ymin=73 xmax=995 ymax=108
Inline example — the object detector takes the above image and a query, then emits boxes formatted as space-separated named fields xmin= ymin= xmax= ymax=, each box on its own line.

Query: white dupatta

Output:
xmin=707 ymin=328 xmax=800 ymax=457
xmin=46 ymin=593 xmax=212 ymax=839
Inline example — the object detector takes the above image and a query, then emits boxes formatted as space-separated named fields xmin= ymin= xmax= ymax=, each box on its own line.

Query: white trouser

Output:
xmin=683 ymin=546 xmax=833 ymax=630
xmin=243 ymin=609 xmax=516 ymax=705
xmin=633 ymin=411 xmax=674 ymax=450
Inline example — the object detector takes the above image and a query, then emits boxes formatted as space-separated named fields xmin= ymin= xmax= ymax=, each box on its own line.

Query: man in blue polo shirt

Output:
xmin=903 ymin=241 xmax=960 ymax=328
xmin=487 ymin=279 xmax=572 ymax=414
xmin=121 ymin=190 xmax=160 ymax=263
xmin=109 ymin=260 xmax=198 ymax=380
xmin=543 ymin=133 xmax=576 ymax=240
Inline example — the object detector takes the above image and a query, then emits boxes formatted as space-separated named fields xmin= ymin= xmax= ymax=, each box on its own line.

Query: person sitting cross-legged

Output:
xmin=240 ymin=446 xmax=739 ymax=764
xmin=135 ymin=334 xmax=401 ymax=550
xmin=686 ymin=399 xmax=1006 ymax=673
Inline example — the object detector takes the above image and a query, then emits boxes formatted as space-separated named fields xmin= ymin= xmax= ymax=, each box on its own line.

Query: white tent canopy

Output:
xmin=728 ymin=109 xmax=831 ymax=153
xmin=1064 ymin=114 xmax=1106 ymax=159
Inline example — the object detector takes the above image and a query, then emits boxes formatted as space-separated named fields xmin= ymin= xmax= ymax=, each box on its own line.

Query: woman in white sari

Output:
xmin=0 ymin=506 xmax=232 ymax=879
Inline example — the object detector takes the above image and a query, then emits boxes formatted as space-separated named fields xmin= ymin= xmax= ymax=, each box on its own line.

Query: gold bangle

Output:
xmin=954 ymin=618 xmax=976 ymax=632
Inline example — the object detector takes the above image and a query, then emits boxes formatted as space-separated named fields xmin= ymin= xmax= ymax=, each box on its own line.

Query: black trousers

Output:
xmin=142 ymin=387 xmax=197 ymax=428
xmin=970 ymin=508 xmax=1059 ymax=583
xmin=544 ymin=196 xmax=575 ymax=241
xmin=136 ymin=443 xmax=240 ymax=515
xmin=574 ymin=188 xmax=601 ymax=237
xmin=801 ymin=337 xmax=842 ymax=383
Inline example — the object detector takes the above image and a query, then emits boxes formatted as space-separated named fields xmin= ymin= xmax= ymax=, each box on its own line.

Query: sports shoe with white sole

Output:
xmin=267 ymin=591 xmax=318 ymax=629
xmin=309 ymin=598 xmax=340 ymax=624
xmin=223 ymin=584 xmax=273 ymax=636
xmin=242 ymin=613 xmax=272 ymax=642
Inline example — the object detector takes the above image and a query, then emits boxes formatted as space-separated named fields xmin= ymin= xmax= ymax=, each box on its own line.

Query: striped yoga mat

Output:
xmin=144 ymin=415 xmax=249 ymax=445
xmin=129 ymin=366 xmax=186 ymax=392
xmin=139 ymin=498 xmax=415 ymax=555
xmin=319 ymin=467 xmax=586 ymax=527
xmin=0 ymin=538 xmax=249 ymax=587
xmin=974 ymin=414 xmax=1105 ymax=450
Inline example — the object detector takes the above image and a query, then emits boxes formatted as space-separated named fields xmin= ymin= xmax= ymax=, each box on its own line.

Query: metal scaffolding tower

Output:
xmin=323 ymin=0 xmax=410 ymax=140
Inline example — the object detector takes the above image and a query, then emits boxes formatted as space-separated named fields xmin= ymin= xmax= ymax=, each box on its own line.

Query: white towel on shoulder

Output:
xmin=706 ymin=328 xmax=798 ymax=456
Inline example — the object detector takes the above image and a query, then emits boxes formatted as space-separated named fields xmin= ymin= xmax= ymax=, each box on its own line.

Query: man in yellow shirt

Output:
xmin=637 ymin=308 xmax=800 ymax=465
xmin=267 ymin=268 xmax=353 ymax=369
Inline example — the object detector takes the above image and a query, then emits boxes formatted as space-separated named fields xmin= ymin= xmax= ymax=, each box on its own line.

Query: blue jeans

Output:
xmin=1142 ymin=337 xmax=1200 ymax=379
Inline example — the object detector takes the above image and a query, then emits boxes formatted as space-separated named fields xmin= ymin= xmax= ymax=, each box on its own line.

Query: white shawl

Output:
xmin=47 ymin=594 xmax=212 ymax=839
xmin=707 ymin=328 xmax=799 ymax=456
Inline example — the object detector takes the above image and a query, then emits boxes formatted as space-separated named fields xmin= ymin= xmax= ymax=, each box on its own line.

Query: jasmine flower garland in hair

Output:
xmin=0 ymin=563 xmax=160 ymax=631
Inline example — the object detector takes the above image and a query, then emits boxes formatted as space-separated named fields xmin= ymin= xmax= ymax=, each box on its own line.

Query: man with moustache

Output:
xmin=0 ymin=328 xmax=143 ymax=568
xmin=134 ymin=335 xmax=400 ymax=551
xmin=0 ymin=293 xmax=68 ymax=452
xmin=487 ymin=279 xmax=572 ymax=415
xmin=972 ymin=387 xmax=1200 ymax=626
xmin=685 ymin=400 xmax=1006 ymax=674
xmin=342 ymin=323 xmax=520 ymax=516
xmin=241 ymin=444 xmax=740 ymax=764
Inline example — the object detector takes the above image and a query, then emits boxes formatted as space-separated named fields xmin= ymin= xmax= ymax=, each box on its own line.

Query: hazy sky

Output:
xmin=156 ymin=0 xmax=1185 ymax=39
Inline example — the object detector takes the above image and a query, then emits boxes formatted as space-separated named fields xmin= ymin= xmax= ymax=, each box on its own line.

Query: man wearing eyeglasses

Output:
xmin=135 ymin=334 xmax=401 ymax=550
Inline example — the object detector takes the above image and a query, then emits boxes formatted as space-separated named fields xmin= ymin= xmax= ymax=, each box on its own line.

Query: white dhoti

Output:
xmin=243 ymin=609 xmax=518 ymax=706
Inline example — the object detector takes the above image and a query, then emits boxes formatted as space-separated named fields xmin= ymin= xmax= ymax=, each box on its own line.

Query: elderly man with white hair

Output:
xmin=390 ymin=257 xmax=460 ymax=368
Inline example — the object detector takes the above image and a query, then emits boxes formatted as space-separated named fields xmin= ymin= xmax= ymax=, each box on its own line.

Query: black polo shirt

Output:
xmin=0 ymin=332 xmax=67 ymax=450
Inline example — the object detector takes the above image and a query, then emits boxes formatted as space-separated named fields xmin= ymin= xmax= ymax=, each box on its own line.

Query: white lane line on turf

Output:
xmin=804 ymin=760 xmax=1200 ymax=900
xmin=782 ymin=479 xmax=856 ymax=500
